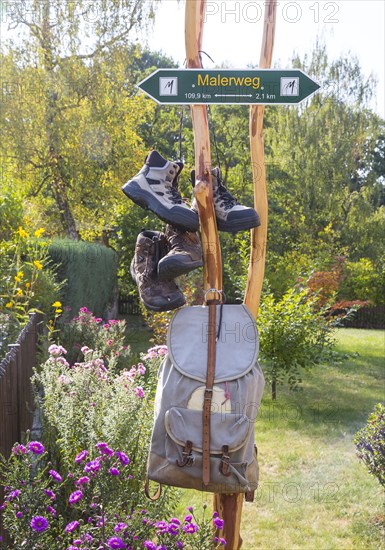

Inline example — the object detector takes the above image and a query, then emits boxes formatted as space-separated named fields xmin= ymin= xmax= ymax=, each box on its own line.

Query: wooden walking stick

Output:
xmin=244 ymin=0 xmax=277 ymax=318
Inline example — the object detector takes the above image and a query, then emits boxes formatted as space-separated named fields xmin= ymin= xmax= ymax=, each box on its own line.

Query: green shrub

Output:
xmin=338 ymin=258 xmax=385 ymax=306
xmin=355 ymin=403 xmax=385 ymax=488
xmin=0 ymin=189 xmax=24 ymax=241
xmin=258 ymin=288 xmax=335 ymax=399
xmin=48 ymin=240 xmax=118 ymax=318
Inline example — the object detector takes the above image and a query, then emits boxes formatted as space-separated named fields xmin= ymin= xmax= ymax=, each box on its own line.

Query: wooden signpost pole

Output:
xmin=185 ymin=1 xmax=276 ymax=548
xmin=185 ymin=0 xmax=222 ymax=294
xmin=244 ymin=0 xmax=277 ymax=317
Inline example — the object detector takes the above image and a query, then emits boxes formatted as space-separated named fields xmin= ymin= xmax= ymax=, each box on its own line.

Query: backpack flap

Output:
xmin=168 ymin=304 xmax=259 ymax=383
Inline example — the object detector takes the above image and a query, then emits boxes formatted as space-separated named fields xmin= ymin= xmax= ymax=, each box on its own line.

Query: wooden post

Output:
xmin=244 ymin=0 xmax=277 ymax=318
xmin=185 ymin=0 xmax=222 ymax=295
xmin=185 ymin=1 xmax=243 ymax=548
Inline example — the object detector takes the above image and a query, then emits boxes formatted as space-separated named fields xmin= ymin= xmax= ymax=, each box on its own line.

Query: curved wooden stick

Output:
xmin=185 ymin=0 xmax=222 ymax=295
xmin=244 ymin=1 xmax=277 ymax=318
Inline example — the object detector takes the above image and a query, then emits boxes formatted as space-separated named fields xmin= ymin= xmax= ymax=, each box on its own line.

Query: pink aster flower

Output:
xmin=96 ymin=442 xmax=114 ymax=456
xmin=49 ymin=469 xmax=62 ymax=482
xmin=135 ymin=386 xmax=145 ymax=398
xmin=30 ymin=516 xmax=49 ymax=532
xmin=114 ymin=522 xmax=128 ymax=533
xmin=79 ymin=307 xmax=89 ymax=314
xmin=137 ymin=363 xmax=146 ymax=375
xmin=115 ymin=451 xmax=129 ymax=466
xmin=13 ymin=444 xmax=27 ymax=455
xmin=74 ymin=450 xmax=88 ymax=463
xmin=69 ymin=490 xmax=83 ymax=505
xmin=65 ymin=520 xmax=80 ymax=533
xmin=76 ymin=476 xmax=90 ymax=486
xmin=213 ymin=517 xmax=225 ymax=530
xmin=28 ymin=441 xmax=44 ymax=455
xmin=109 ymin=467 xmax=120 ymax=476
xmin=107 ymin=537 xmax=126 ymax=549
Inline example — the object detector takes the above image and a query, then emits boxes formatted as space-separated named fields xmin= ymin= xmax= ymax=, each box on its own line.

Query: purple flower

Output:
xmin=49 ymin=469 xmax=62 ymax=482
xmin=219 ymin=537 xmax=227 ymax=546
xmin=170 ymin=518 xmax=181 ymax=525
xmin=115 ymin=451 xmax=130 ymax=466
xmin=155 ymin=521 xmax=168 ymax=532
xmin=187 ymin=506 xmax=193 ymax=512
xmin=28 ymin=441 xmax=44 ymax=455
xmin=96 ymin=442 xmax=114 ymax=456
xmin=65 ymin=520 xmax=80 ymax=533
xmin=213 ymin=511 xmax=219 ymax=518
xmin=167 ymin=524 xmax=180 ymax=536
xmin=84 ymin=460 xmax=101 ymax=474
xmin=72 ymin=540 xmax=82 ymax=546
xmin=213 ymin=517 xmax=225 ymax=530
xmin=7 ymin=489 xmax=20 ymax=500
xmin=13 ymin=444 xmax=27 ymax=455
xmin=44 ymin=489 xmax=56 ymax=500
xmin=47 ymin=505 xmax=56 ymax=516
xmin=143 ymin=543 xmax=156 ymax=550
xmin=76 ymin=476 xmax=90 ymax=486
xmin=16 ymin=511 xmax=23 ymax=519
xmin=74 ymin=450 xmax=88 ymax=463
xmin=31 ymin=516 xmax=49 ymax=532
xmin=79 ymin=307 xmax=89 ymax=313
xmin=135 ymin=386 xmax=145 ymax=398
xmin=184 ymin=515 xmax=192 ymax=522
xmin=176 ymin=543 xmax=184 ymax=549
xmin=183 ymin=523 xmax=199 ymax=533
xmin=69 ymin=490 xmax=83 ymax=505
xmin=114 ymin=522 xmax=128 ymax=533
xmin=83 ymin=534 xmax=93 ymax=543
xmin=107 ymin=537 xmax=126 ymax=549
xmin=109 ymin=467 xmax=120 ymax=476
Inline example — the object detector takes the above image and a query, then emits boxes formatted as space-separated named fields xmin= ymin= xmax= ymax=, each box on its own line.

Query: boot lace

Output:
xmin=165 ymin=184 xmax=183 ymax=205
xmin=215 ymin=182 xmax=239 ymax=211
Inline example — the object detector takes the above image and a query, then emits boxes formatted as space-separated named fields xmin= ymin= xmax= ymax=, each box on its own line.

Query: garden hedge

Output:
xmin=48 ymin=239 xmax=118 ymax=319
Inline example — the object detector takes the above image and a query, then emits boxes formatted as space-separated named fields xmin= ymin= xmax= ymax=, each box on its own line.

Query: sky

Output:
xmin=141 ymin=0 xmax=385 ymax=117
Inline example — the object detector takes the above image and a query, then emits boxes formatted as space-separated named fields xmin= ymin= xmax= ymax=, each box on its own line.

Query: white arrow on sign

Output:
xmin=214 ymin=94 xmax=253 ymax=98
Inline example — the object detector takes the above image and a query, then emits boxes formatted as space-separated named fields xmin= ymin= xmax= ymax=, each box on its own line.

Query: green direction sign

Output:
xmin=137 ymin=69 xmax=320 ymax=105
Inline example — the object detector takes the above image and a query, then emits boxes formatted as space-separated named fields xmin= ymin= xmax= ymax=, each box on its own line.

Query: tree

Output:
xmin=0 ymin=0 xmax=156 ymax=238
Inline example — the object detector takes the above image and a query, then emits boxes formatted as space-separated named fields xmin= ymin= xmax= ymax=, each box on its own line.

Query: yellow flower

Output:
xmin=52 ymin=301 xmax=62 ymax=308
xmin=14 ymin=276 xmax=21 ymax=282
xmin=17 ymin=271 xmax=24 ymax=278
xmin=25 ymin=282 xmax=31 ymax=289
xmin=34 ymin=228 xmax=45 ymax=238
xmin=16 ymin=289 xmax=23 ymax=296
xmin=33 ymin=260 xmax=43 ymax=270
xmin=55 ymin=309 xmax=63 ymax=314
xmin=17 ymin=226 xmax=29 ymax=238
xmin=5 ymin=302 xmax=13 ymax=308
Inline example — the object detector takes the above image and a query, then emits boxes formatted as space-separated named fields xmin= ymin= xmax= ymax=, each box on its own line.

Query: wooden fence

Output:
xmin=0 ymin=312 xmax=44 ymax=543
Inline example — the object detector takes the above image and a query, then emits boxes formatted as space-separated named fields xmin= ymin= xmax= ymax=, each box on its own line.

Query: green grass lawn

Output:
xmin=175 ymin=328 xmax=385 ymax=549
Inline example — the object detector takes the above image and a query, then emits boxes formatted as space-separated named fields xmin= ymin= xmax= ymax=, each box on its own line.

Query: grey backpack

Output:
xmin=146 ymin=303 xmax=265 ymax=497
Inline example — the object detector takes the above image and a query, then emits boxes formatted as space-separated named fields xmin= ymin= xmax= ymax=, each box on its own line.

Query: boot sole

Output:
xmin=157 ymin=258 xmax=203 ymax=281
xmin=130 ymin=260 xmax=186 ymax=312
xmin=122 ymin=180 xmax=199 ymax=232
xmin=216 ymin=213 xmax=261 ymax=233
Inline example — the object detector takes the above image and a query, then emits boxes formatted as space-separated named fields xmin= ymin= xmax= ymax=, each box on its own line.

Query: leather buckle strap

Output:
xmin=219 ymin=444 xmax=231 ymax=477
xmin=202 ymin=301 xmax=217 ymax=486
xmin=144 ymin=478 xmax=162 ymax=501
xmin=176 ymin=440 xmax=194 ymax=467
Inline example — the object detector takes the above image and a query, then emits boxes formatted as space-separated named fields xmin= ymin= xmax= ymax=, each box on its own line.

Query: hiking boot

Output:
xmin=191 ymin=167 xmax=261 ymax=233
xmin=131 ymin=230 xmax=185 ymax=312
xmin=157 ymin=225 xmax=203 ymax=281
xmin=122 ymin=150 xmax=199 ymax=232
